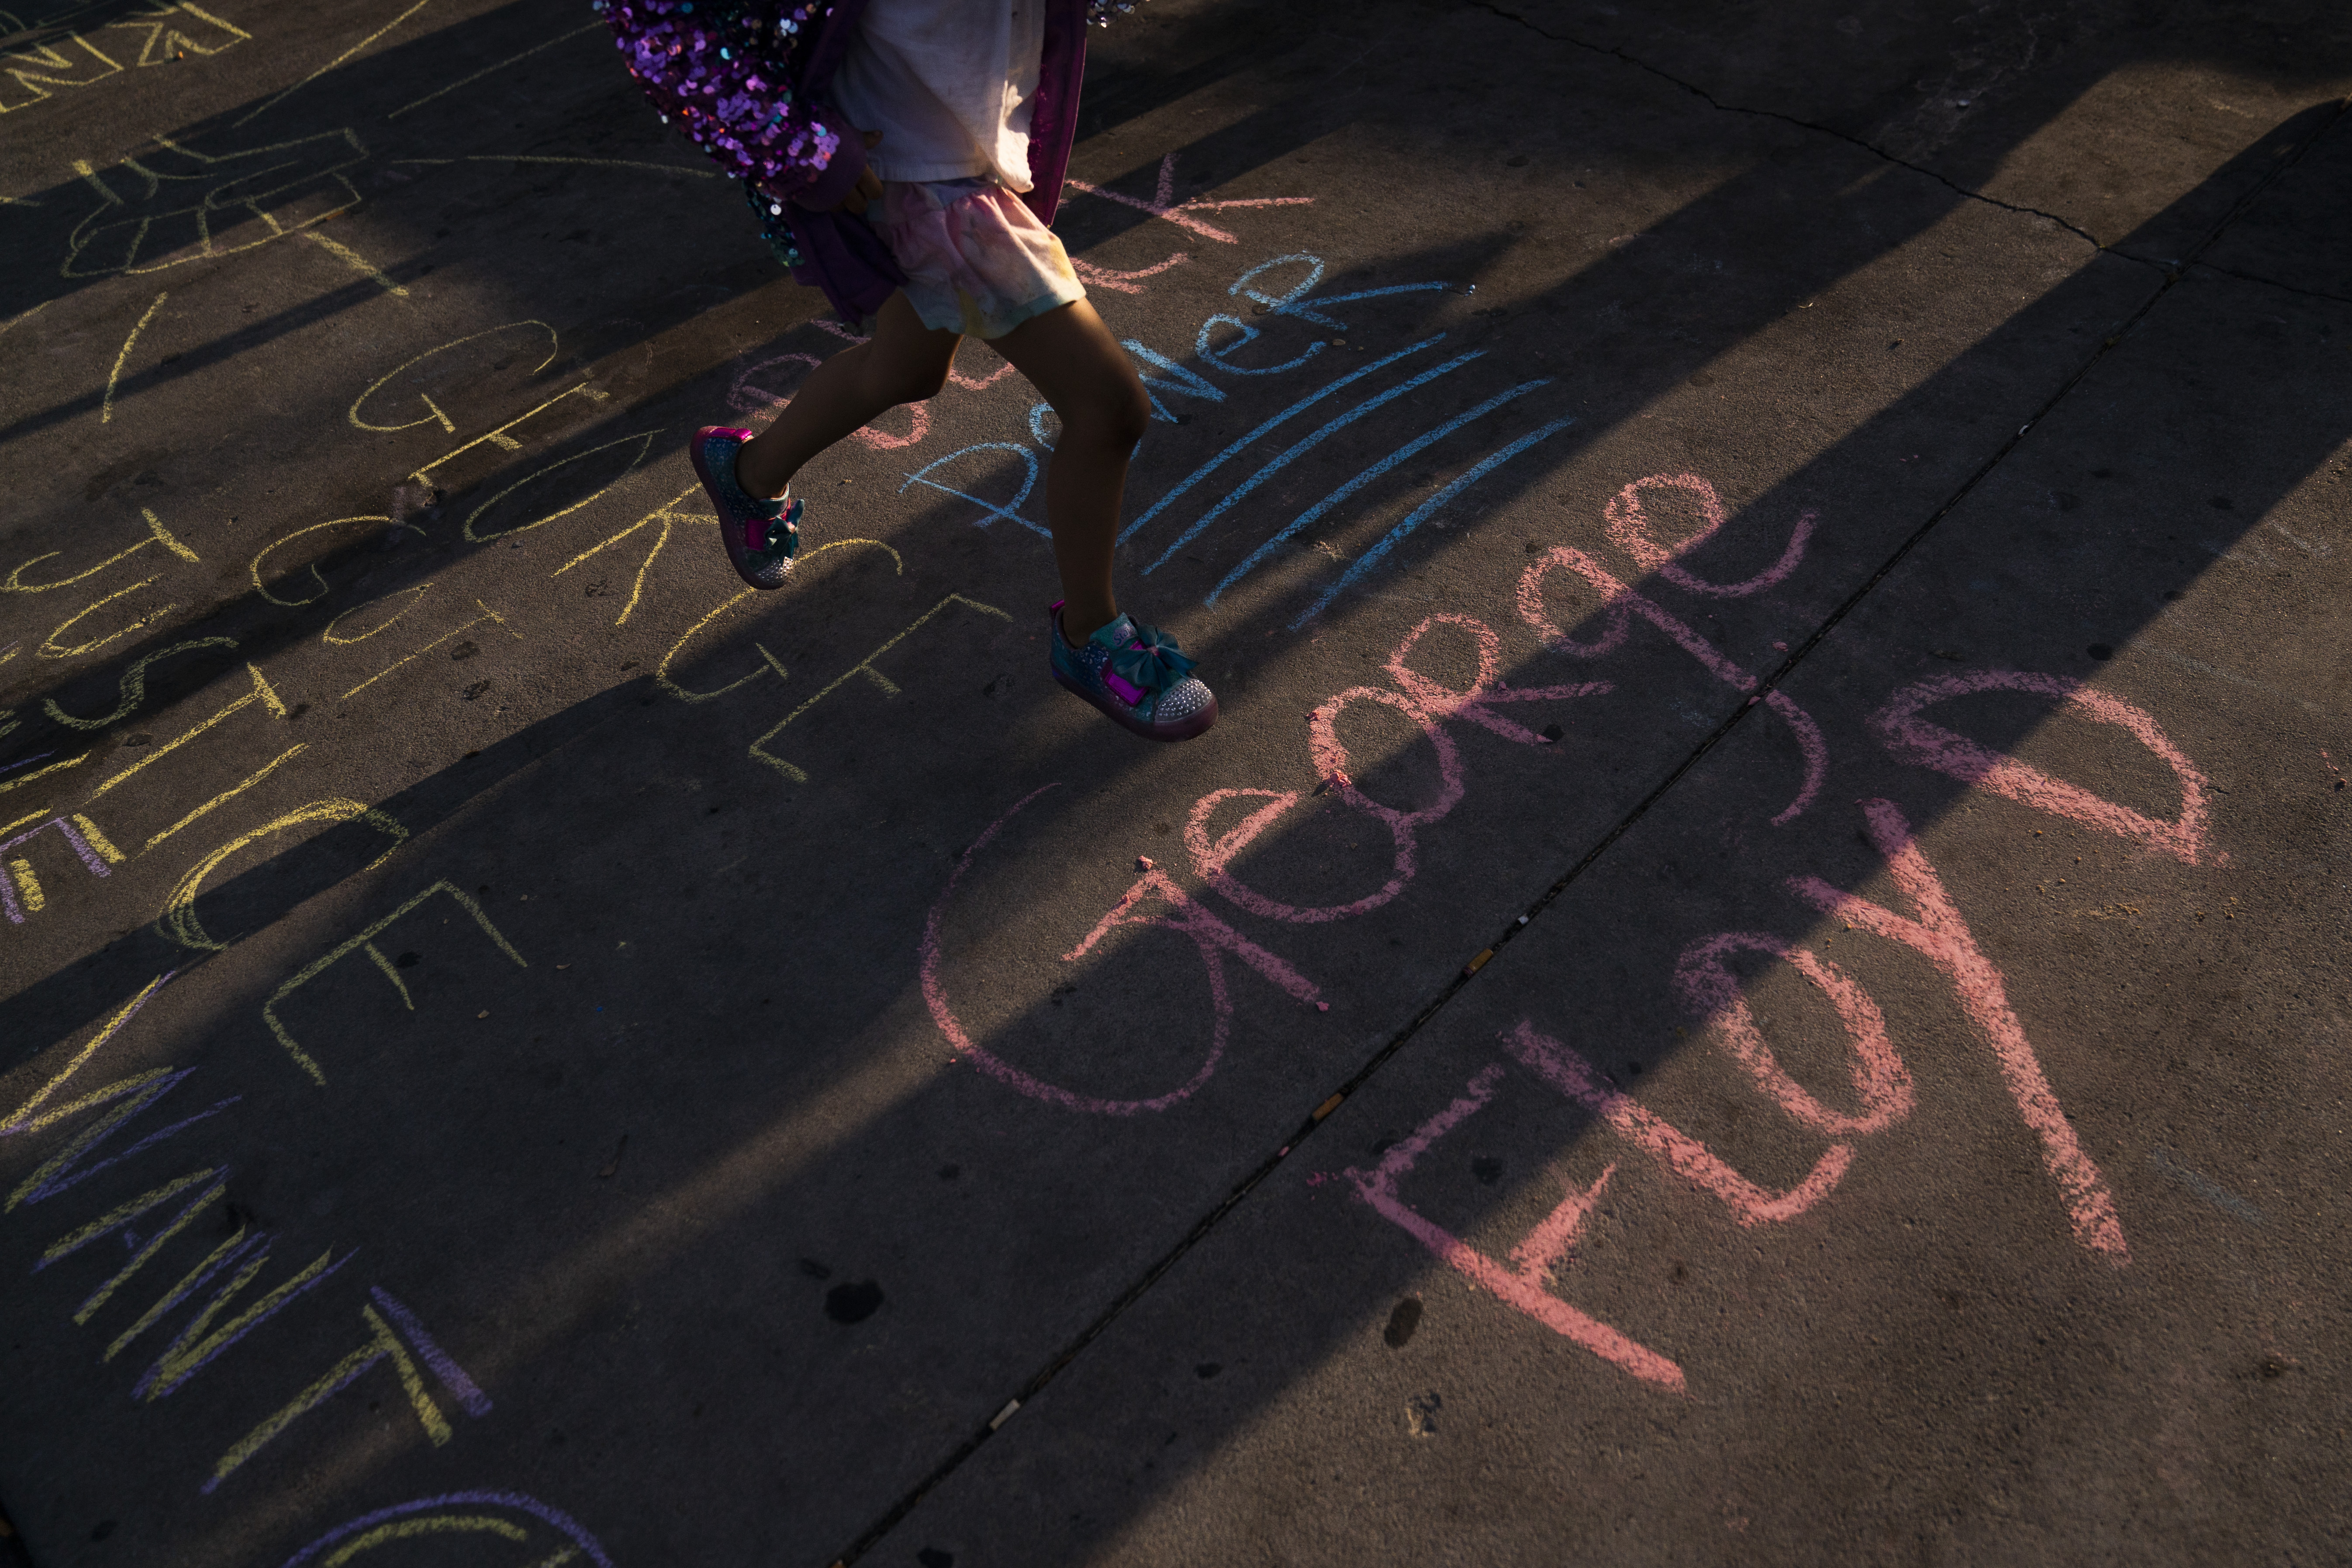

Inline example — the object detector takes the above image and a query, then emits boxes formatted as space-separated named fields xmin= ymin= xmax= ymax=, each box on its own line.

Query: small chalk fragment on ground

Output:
xmin=1313 ymin=1092 xmax=1344 ymax=1121
xmin=1464 ymin=948 xmax=1494 ymax=976
xmin=1316 ymin=1000 xmax=1330 ymax=1012
xmin=1517 ymin=915 xmax=1528 ymax=925
xmin=1136 ymin=855 xmax=1154 ymax=870
xmin=988 ymin=1399 xmax=1020 ymax=1430
xmin=476 ymin=1010 xmax=489 ymax=1019
xmin=1746 ymin=695 xmax=1761 ymax=705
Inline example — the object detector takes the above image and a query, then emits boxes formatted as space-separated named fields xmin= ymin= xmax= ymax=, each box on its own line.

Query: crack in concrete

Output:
xmin=1465 ymin=0 xmax=2122 ymax=253
xmin=2190 ymin=260 xmax=2352 ymax=310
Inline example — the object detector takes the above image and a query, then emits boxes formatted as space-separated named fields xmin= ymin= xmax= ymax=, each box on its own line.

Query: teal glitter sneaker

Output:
xmin=691 ymin=425 xmax=800 ymax=589
xmin=1048 ymin=601 xmax=1218 ymax=742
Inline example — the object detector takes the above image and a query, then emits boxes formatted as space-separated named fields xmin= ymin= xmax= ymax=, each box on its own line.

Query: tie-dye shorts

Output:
xmin=871 ymin=176 xmax=1085 ymax=340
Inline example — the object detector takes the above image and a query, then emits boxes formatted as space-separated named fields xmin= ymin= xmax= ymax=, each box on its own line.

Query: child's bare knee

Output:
xmin=881 ymin=371 xmax=950 ymax=406
xmin=1067 ymin=386 xmax=1151 ymax=451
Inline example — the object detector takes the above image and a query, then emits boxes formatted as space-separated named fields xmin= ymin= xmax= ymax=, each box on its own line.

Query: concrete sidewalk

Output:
xmin=0 ymin=1 xmax=2345 ymax=1563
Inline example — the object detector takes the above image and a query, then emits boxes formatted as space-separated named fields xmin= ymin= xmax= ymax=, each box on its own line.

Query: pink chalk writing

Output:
xmin=1869 ymin=670 xmax=2211 ymax=864
xmin=1673 ymin=933 xmax=1913 ymax=1137
xmin=1382 ymin=612 xmax=1613 ymax=746
xmin=1063 ymin=152 xmax=1314 ymax=245
xmin=1603 ymin=473 xmax=1817 ymax=599
xmin=1519 ymin=546 xmax=1827 ymax=823
xmin=727 ymin=351 xmax=824 ymax=425
xmin=1789 ymin=798 xmax=2129 ymax=1262
xmin=1071 ymin=251 xmax=1193 ymax=297
xmin=1344 ymin=1064 xmax=1685 ymax=1391
xmin=1183 ymin=614 xmax=1609 ymax=925
xmin=1504 ymin=1022 xmax=1854 ymax=1225
xmin=923 ymin=785 xmax=1320 ymax=1115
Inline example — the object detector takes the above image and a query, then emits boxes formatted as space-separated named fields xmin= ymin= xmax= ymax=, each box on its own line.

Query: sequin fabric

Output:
xmin=596 ymin=1 xmax=1147 ymax=270
xmin=595 ymin=3 xmax=838 ymax=219
xmin=1047 ymin=602 xmax=1217 ymax=742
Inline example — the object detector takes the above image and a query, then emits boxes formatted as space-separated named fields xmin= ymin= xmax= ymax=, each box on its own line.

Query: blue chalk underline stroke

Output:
xmin=1142 ymin=349 xmax=1487 ymax=575
xmin=1291 ymin=415 xmax=1578 ymax=628
xmin=1205 ymin=379 xmax=1553 ymax=607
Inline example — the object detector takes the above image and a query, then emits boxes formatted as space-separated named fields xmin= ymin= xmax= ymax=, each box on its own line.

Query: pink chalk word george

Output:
xmin=1187 ymin=614 xmax=1609 ymax=924
xmin=1603 ymin=473 xmax=1817 ymax=599
xmin=1518 ymin=546 xmax=1827 ymax=823
xmin=1870 ymin=670 xmax=2211 ymax=865
xmin=923 ymin=785 xmax=1321 ymax=1116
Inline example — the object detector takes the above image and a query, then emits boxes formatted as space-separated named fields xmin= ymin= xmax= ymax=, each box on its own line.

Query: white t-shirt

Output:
xmin=828 ymin=0 xmax=1046 ymax=192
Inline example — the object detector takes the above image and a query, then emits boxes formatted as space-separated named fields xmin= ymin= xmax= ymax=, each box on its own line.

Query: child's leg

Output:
xmin=988 ymin=298 xmax=1153 ymax=644
xmin=734 ymin=291 xmax=962 ymax=498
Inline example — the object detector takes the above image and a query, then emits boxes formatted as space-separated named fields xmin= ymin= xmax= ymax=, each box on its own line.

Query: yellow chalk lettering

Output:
xmin=302 ymin=231 xmax=406 ymax=295
xmin=652 ymin=541 xmax=902 ymax=703
xmin=348 ymin=321 xmax=558 ymax=432
xmin=338 ymin=601 xmax=516 ymax=701
xmin=0 ymin=974 xmax=169 ymax=1136
xmin=73 ymin=813 xmax=124 ymax=863
xmin=262 ymin=880 xmax=524 ymax=1084
xmin=8 ymin=1067 xmax=175 ymax=1212
xmin=103 ymin=1221 xmax=248 ymax=1363
xmin=37 ymin=575 xmax=174 ymax=659
xmin=749 ymin=594 xmax=1012 ymax=783
xmin=89 ymin=661 xmax=285 ymax=801
xmin=102 ymin=291 xmax=167 ymax=423
xmin=142 ymin=742 xmax=307 ymax=852
xmin=136 ymin=1242 xmax=344 ymax=1398
xmin=323 ymin=583 xmax=432 ymax=645
xmin=158 ymin=799 xmax=408 ymax=956
xmin=249 ymin=516 xmax=407 ymax=608
xmin=361 ymin=940 xmax=416 ymax=1009
xmin=209 ymin=1303 xmax=456 ymax=1493
xmin=552 ymin=482 xmax=705 ymax=626
xmin=9 ymin=857 xmax=42 ymax=912
xmin=409 ymin=383 xmax=603 ymax=485
xmin=462 ymin=429 xmax=659 ymax=542
xmin=5 ymin=505 xmax=198 ymax=593
xmin=41 ymin=1167 xmax=221 ymax=1268
xmin=110 ymin=3 xmax=252 ymax=67
xmin=74 ymin=1177 xmax=228 ymax=1326
xmin=0 ymin=34 xmax=121 ymax=112
xmin=1 ymin=756 xmax=90 ymax=798
xmin=656 ymin=590 xmax=786 ymax=704
xmin=42 ymin=636 xmax=238 ymax=730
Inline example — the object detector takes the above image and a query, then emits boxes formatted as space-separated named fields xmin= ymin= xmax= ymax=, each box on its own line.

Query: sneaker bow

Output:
xmin=1110 ymin=625 xmax=1197 ymax=694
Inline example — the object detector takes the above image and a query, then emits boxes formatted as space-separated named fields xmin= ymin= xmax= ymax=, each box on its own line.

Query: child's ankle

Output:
xmin=1061 ymin=607 xmax=1118 ymax=649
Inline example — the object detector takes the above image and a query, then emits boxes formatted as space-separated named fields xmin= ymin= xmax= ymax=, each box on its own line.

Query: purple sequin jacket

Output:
xmin=597 ymin=0 xmax=1119 ymax=321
